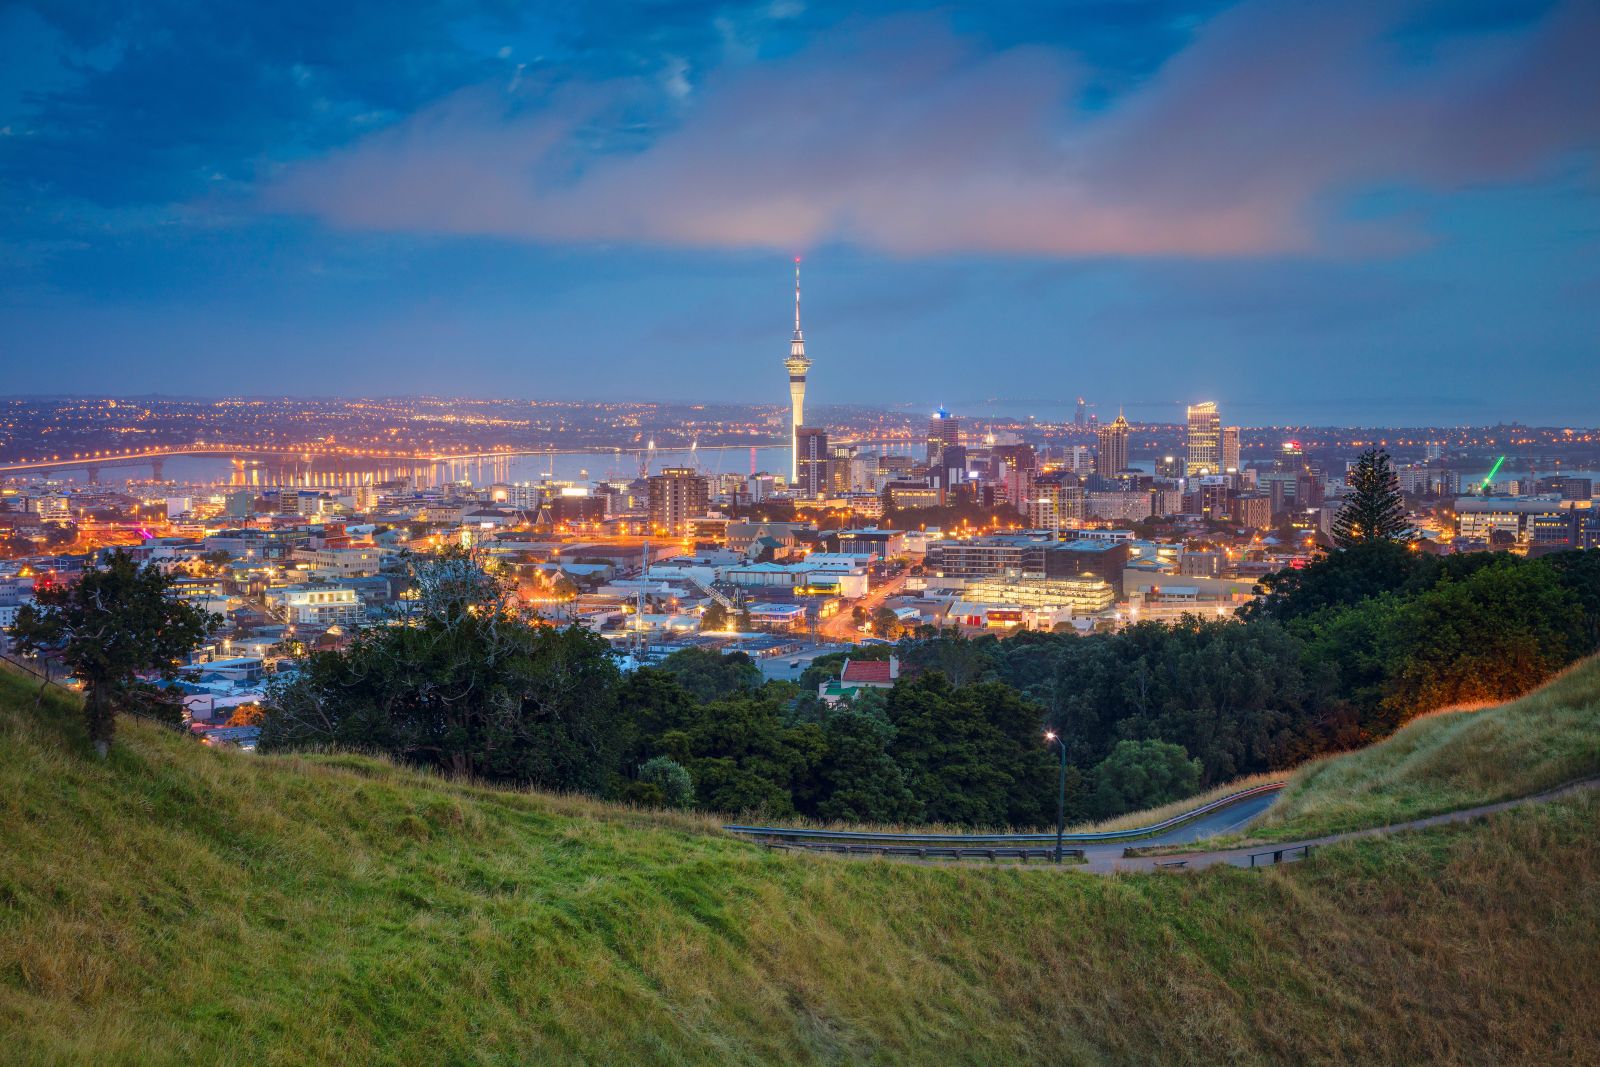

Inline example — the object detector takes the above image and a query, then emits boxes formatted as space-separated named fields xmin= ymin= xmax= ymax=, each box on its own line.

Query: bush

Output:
xmin=637 ymin=756 xmax=694 ymax=810
xmin=1088 ymin=739 xmax=1202 ymax=819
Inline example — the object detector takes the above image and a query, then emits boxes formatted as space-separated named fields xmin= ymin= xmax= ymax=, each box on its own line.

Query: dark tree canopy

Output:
xmin=262 ymin=551 xmax=623 ymax=791
xmin=1332 ymin=449 xmax=1410 ymax=548
xmin=1088 ymin=739 xmax=1202 ymax=819
xmin=10 ymin=551 xmax=216 ymax=756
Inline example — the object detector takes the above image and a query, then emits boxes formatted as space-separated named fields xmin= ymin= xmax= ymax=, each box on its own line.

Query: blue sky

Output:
xmin=1 ymin=0 xmax=1597 ymax=425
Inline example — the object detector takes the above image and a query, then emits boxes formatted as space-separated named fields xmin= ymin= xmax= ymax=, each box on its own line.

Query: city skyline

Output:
xmin=1 ymin=2 xmax=1597 ymax=423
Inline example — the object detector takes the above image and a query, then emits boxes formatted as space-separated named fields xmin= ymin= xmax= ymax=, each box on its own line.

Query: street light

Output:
xmin=1045 ymin=730 xmax=1067 ymax=864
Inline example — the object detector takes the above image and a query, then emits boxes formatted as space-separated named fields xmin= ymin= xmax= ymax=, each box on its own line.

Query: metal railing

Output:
xmin=1247 ymin=843 xmax=1316 ymax=867
xmin=769 ymin=842 xmax=1086 ymax=863
xmin=725 ymin=782 xmax=1286 ymax=848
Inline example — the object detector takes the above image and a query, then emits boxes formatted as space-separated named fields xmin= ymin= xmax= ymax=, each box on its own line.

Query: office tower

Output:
xmin=1156 ymin=454 xmax=1183 ymax=479
xmin=1062 ymin=444 xmax=1095 ymax=474
xmin=1074 ymin=397 xmax=1087 ymax=428
xmin=927 ymin=408 xmax=961 ymax=466
xmin=784 ymin=258 xmax=811 ymax=484
xmin=1221 ymin=426 xmax=1241 ymax=473
xmin=1096 ymin=410 xmax=1131 ymax=476
xmin=1275 ymin=441 xmax=1306 ymax=473
xmin=647 ymin=467 xmax=710 ymax=537
xmin=795 ymin=426 xmax=829 ymax=499
xmin=1185 ymin=402 xmax=1222 ymax=476
xmin=828 ymin=444 xmax=854 ymax=495
xmin=992 ymin=443 xmax=1037 ymax=477
xmin=936 ymin=444 xmax=968 ymax=494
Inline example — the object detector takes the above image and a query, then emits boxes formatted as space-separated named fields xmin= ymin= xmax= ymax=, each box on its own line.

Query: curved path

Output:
xmin=1086 ymin=776 xmax=1600 ymax=875
xmin=725 ymin=783 xmax=1286 ymax=854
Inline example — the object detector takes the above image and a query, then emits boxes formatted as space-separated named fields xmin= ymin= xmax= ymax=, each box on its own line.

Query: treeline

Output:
xmin=260 ymin=546 xmax=1600 ymax=828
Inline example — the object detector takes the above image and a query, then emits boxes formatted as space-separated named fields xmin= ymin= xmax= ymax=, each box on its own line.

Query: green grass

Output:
xmin=4 ymin=667 xmax=1600 ymax=1065
xmin=1253 ymin=654 xmax=1600 ymax=841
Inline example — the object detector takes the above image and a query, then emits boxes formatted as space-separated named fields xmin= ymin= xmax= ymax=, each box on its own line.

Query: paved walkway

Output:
xmin=1081 ymin=776 xmax=1600 ymax=875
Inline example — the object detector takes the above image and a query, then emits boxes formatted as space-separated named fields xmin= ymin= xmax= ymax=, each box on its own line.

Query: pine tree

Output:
xmin=1332 ymin=449 xmax=1410 ymax=548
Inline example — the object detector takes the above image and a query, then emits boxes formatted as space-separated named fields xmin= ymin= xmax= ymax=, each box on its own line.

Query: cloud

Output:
xmin=263 ymin=2 xmax=1600 ymax=258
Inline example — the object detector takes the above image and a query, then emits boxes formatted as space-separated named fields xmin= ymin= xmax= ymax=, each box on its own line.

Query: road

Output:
xmin=1084 ymin=776 xmax=1600 ymax=874
xmin=818 ymin=572 xmax=908 ymax=644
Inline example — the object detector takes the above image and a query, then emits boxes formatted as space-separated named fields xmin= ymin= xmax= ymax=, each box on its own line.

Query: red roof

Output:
xmin=841 ymin=658 xmax=896 ymax=684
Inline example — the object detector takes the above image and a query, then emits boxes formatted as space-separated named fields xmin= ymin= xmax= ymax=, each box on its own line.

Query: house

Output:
xmin=819 ymin=655 xmax=901 ymax=705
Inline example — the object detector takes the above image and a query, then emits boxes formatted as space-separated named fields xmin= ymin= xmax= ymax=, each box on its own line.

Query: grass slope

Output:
xmin=4 ymin=668 xmax=1600 ymax=1065
xmin=1255 ymin=655 xmax=1600 ymax=841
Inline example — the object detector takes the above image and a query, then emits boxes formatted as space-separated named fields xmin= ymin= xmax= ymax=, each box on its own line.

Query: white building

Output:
xmin=266 ymin=585 xmax=365 ymax=627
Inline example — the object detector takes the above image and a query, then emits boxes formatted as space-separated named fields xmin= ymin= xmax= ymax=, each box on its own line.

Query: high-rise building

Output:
xmin=1186 ymin=402 xmax=1222 ymax=477
xmin=828 ymin=444 xmax=854 ymax=496
xmin=647 ymin=467 xmax=710 ymax=537
xmin=1074 ymin=397 xmax=1087 ymax=428
xmin=1028 ymin=473 xmax=1084 ymax=532
xmin=795 ymin=426 xmax=829 ymax=499
xmin=927 ymin=408 xmax=961 ymax=466
xmin=1096 ymin=410 xmax=1131 ymax=476
xmin=1221 ymin=426 xmax=1241 ymax=474
xmin=784 ymin=258 xmax=811 ymax=484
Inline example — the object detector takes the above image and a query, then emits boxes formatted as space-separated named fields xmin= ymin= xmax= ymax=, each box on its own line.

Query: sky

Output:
xmin=1 ymin=0 xmax=1597 ymax=426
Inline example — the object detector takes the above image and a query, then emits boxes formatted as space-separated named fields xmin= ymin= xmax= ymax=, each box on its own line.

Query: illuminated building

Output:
xmin=1234 ymin=493 xmax=1272 ymax=529
xmin=961 ymin=575 xmax=1115 ymax=615
xmin=795 ymin=426 xmax=829 ymax=499
xmin=266 ymin=585 xmax=365 ymax=628
xmin=1186 ymin=402 xmax=1222 ymax=476
xmin=927 ymin=408 xmax=961 ymax=467
xmin=647 ymin=467 xmax=710 ymax=536
xmin=1096 ymin=410 xmax=1131 ymax=476
xmin=785 ymin=259 xmax=811 ymax=484
xmin=1222 ymin=426 xmax=1241 ymax=473
xmin=1028 ymin=473 xmax=1084 ymax=532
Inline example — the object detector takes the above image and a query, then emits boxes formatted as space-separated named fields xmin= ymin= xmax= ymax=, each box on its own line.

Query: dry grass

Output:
xmin=4 ymin=667 xmax=1600 ymax=1065
xmin=1254 ymin=654 xmax=1600 ymax=840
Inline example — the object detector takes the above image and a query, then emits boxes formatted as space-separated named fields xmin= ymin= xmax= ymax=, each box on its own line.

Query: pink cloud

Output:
xmin=263 ymin=3 xmax=1600 ymax=257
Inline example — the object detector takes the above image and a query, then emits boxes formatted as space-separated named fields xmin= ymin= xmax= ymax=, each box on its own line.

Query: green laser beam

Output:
xmin=1481 ymin=455 xmax=1505 ymax=491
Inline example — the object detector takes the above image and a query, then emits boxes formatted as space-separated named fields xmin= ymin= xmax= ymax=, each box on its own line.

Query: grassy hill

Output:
xmin=4 ymin=666 xmax=1600 ymax=1065
xmin=1255 ymin=654 xmax=1600 ymax=840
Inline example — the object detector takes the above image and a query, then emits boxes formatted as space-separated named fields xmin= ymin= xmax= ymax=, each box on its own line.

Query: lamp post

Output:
xmin=1045 ymin=730 xmax=1067 ymax=864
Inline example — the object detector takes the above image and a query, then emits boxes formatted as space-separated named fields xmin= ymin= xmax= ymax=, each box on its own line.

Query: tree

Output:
xmin=659 ymin=646 xmax=762 ymax=702
xmin=879 ymin=483 xmax=897 ymax=523
xmin=1087 ymin=739 xmax=1201 ymax=819
xmin=1382 ymin=559 xmax=1584 ymax=720
xmin=10 ymin=550 xmax=216 ymax=757
xmin=701 ymin=600 xmax=729 ymax=632
xmin=624 ymin=756 xmax=695 ymax=810
xmin=261 ymin=549 xmax=624 ymax=790
xmin=813 ymin=706 xmax=921 ymax=823
xmin=1246 ymin=540 xmax=1421 ymax=623
xmin=871 ymin=606 xmax=903 ymax=639
xmin=646 ymin=693 xmax=825 ymax=816
xmin=1332 ymin=449 xmax=1409 ymax=548
xmin=886 ymin=673 xmax=1054 ymax=828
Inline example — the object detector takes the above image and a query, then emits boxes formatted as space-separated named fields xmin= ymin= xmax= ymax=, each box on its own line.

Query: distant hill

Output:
xmin=3 ymin=664 xmax=1598 ymax=1065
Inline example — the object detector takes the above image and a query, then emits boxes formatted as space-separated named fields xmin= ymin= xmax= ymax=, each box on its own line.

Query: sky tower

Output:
xmin=785 ymin=257 xmax=811 ymax=484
